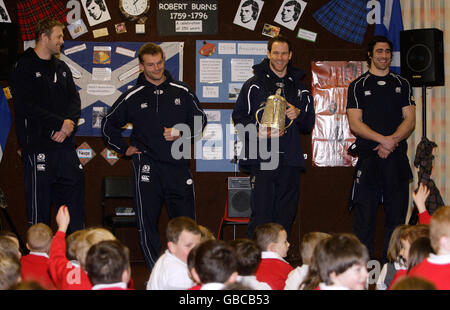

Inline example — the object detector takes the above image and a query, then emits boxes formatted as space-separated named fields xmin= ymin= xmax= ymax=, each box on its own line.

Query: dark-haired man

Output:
xmin=346 ymin=35 xmax=416 ymax=262
xmin=10 ymin=18 xmax=85 ymax=233
xmin=102 ymin=42 xmax=207 ymax=270
xmin=232 ymin=35 xmax=315 ymax=239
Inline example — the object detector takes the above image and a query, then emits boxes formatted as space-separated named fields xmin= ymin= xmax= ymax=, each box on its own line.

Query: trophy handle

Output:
xmin=285 ymin=118 xmax=294 ymax=130
xmin=255 ymin=107 xmax=265 ymax=125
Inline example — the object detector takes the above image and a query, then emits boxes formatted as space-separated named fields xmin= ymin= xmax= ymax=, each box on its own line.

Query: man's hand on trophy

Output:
xmin=258 ymin=126 xmax=285 ymax=138
xmin=286 ymin=103 xmax=300 ymax=120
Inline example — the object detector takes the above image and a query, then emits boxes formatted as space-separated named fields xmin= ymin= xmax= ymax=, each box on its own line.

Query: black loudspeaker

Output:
xmin=0 ymin=23 xmax=18 ymax=81
xmin=227 ymin=177 xmax=251 ymax=218
xmin=400 ymin=28 xmax=444 ymax=87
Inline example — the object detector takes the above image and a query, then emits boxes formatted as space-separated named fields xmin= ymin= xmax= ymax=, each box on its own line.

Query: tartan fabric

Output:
xmin=17 ymin=0 xmax=67 ymax=41
xmin=414 ymin=137 xmax=445 ymax=215
xmin=313 ymin=0 xmax=368 ymax=45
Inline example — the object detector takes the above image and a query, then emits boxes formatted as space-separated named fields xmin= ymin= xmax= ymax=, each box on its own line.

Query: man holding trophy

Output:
xmin=232 ymin=35 xmax=315 ymax=238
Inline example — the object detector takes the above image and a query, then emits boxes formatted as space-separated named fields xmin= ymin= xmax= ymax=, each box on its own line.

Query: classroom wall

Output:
xmin=0 ymin=0 xmax=385 ymax=263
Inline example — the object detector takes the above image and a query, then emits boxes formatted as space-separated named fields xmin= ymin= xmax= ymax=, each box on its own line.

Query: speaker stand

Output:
xmin=422 ymin=86 xmax=427 ymax=138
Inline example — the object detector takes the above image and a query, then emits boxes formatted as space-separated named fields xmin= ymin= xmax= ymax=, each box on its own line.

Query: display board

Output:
xmin=195 ymin=109 xmax=241 ymax=172
xmin=195 ymin=40 xmax=267 ymax=103
xmin=61 ymin=41 xmax=183 ymax=136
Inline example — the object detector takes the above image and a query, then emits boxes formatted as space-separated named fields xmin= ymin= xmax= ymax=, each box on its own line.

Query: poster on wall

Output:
xmin=157 ymin=0 xmax=218 ymax=36
xmin=81 ymin=0 xmax=111 ymax=27
xmin=196 ymin=40 xmax=267 ymax=103
xmin=233 ymin=0 xmax=264 ymax=31
xmin=196 ymin=109 xmax=242 ymax=172
xmin=273 ymin=0 xmax=307 ymax=31
xmin=61 ymin=41 xmax=183 ymax=136
xmin=311 ymin=61 xmax=367 ymax=167
xmin=0 ymin=0 xmax=11 ymax=23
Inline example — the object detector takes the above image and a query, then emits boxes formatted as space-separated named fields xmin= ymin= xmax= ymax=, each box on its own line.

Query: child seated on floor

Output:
xmin=408 ymin=206 xmax=450 ymax=289
xmin=388 ymin=224 xmax=429 ymax=289
xmin=0 ymin=253 xmax=21 ymax=289
xmin=147 ymin=216 xmax=202 ymax=290
xmin=376 ymin=224 xmax=409 ymax=290
xmin=48 ymin=205 xmax=116 ymax=290
xmin=253 ymin=223 xmax=293 ymax=290
xmin=0 ymin=231 xmax=21 ymax=259
xmin=86 ymin=240 xmax=133 ymax=290
xmin=191 ymin=240 xmax=238 ymax=290
xmin=315 ymin=233 xmax=369 ymax=290
xmin=284 ymin=232 xmax=331 ymax=290
xmin=20 ymin=223 xmax=55 ymax=289
xmin=230 ymin=238 xmax=271 ymax=290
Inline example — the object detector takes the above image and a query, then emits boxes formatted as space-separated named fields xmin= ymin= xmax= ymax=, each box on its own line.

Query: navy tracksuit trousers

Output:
xmin=23 ymin=149 xmax=85 ymax=233
xmin=131 ymin=154 xmax=196 ymax=270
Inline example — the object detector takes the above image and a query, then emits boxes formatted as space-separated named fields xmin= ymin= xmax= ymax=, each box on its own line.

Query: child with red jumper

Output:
xmin=253 ymin=223 xmax=293 ymax=290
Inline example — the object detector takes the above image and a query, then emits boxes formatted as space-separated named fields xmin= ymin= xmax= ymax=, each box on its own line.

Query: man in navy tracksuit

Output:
xmin=232 ymin=35 xmax=315 ymax=238
xmin=346 ymin=36 xmax=416 ymax=261
xmin=102 ymin=43 xmax=207 ymax=270
xmin=9 ymin=19 xmax=85 ymax=233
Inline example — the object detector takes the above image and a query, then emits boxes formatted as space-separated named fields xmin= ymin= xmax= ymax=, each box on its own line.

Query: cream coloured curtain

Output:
xmin=401 ymin=0 xmax=449 ymax=209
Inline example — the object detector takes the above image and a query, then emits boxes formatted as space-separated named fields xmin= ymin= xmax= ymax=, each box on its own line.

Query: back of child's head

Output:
xmin=300 ymin=232 xmax=331 ymax=265
xmin=401 ymin=224 xmax=429 ymax=245
xmin=316 ymin=233 xmax=369 ymax=286
xmin=75 ymin=227 xmax=116 ymax=269
xmin=386 ymin=224 xmax=409 ymax=263
xmin=66 ymin=229 xmax=87 ymax=261
xmin=430 ymin=206 xmax=450 ymax=253
xmin=194 ymin=240 xmax=237 ymax=284
xmin=10 ymin=280 xmax=46 ymax=290
xmin=407 ymin=236 xmax=434 ymax=272
xmin=0 ymin=253 xmax=21 ymax=289
xmin=0 ymin=234 xmax=21 ymax=260
xmin=229 ymin=238 xmax=261 ymax=276
xmin=198 ymin=225 xmax=215 ymax=242
xmin=85 ymin=240 xmax=130 ymax=285
xmin=166 ymin=216 xmax=201 ymax=243
xmin=390 ymin=276 xmax=436 ymax=290
xmin=26 ymin=223 xmax=53 ymax=253
xmin=253 ymin=223 xmax=285 ymax=251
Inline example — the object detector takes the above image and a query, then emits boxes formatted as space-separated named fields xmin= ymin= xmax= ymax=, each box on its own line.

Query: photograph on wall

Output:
xmin=274 ymin=0 xmax=307 ymax=31
xmin=0 ymin=0 xmax=11 ymax=23
xmin=81 ymin=0 xmax=111 ymax=27
xmin=233 ymin=0 xmax=264 ymax=31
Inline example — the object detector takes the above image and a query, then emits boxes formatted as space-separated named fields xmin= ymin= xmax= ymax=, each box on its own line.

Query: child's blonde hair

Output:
xmin=26 ymin=223 xmax=53 ymax=253
xmin=430 ymin=206 xmax=450 ymax=252
xmin=300 ymin=232 xmax=331 ymax=265
xmin=386 ymin=224 xmax=409 ymax=263
xmin=75 ymin=227 xmax=115 ymax=268
xmin=66 ymin=229 xmax=87 ymax=261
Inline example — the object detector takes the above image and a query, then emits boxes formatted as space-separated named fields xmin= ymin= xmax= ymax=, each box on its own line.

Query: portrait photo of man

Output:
xmin=233 ymin=0 xmax=264 ymax=31
xmin=274 ymin=0 xmax=306 ymax=31
xmin=81 ymin=0 xmax=111 ymax=26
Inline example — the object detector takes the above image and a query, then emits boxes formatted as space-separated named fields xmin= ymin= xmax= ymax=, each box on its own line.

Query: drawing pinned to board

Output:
xmin=274 ymin=0 xmax=307 ymax=31
xmin=0 ymin=0 xmax=11 ymax=23
xmin=81 ymin=0 xmax=111 ymax=27
xmin=233 ymin=0 xmax=264 ymax=31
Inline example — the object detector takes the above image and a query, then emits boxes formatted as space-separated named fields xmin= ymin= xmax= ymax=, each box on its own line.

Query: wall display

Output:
xmin=311 ymin=61 xmax=367 ymax=167
xmin=195 ymin=109 xmax=241 ymax=172
xmin=262 ymin=23 xmax=280 ymax=38
xmin=67 ymin=19 xmax=88 ymax=39
xmin=81 ymin=0 xmax=111 ymax=27
xmin=101 ymin=147 xmax=120 ymax=166
xmin=76 ymin=141 xmax=96 ymax=165
xmin=233 ymin=0 xmax=264 ymax=31
xmin=196 ymin=40 xmax=267 ymax=103
xmin=0 ymin=0 xmax=11 ymax=23
xmin=273 ymin=0 xmax=307 ymax=31
xmin=61 ymin=41 xmax=183 ymax=136
xmin=157 ymin=0 xmax=218 ymax=36
xmin=119 ymin=0 xmax=150 ymax=22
